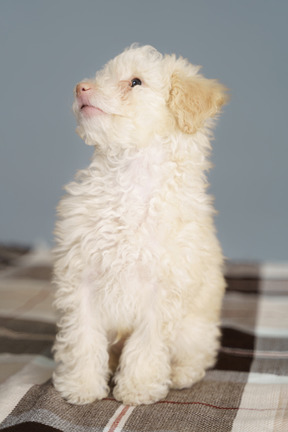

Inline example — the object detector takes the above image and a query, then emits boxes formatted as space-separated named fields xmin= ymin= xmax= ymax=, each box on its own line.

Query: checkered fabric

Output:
xmin=0 ymin=247 xmax=287 ymax=431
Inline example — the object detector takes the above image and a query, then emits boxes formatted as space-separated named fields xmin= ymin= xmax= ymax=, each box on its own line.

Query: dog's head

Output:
xmin=73 ymin=44 xmax=228 ymax=148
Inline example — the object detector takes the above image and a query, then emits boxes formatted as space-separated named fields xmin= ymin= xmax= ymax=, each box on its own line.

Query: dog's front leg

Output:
xmin=113 ymin=319 xmax=171 ymax=405
xmin=53 ymin=274 xmax=110 ymax=405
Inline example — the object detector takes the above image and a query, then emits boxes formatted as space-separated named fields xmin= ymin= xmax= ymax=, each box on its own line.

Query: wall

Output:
xmin=1 ymin=0 xmax=287 ymax=261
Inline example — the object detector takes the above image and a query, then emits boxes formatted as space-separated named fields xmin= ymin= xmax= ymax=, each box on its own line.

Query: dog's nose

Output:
xmin=76 ymin=82 xmax=92 ymax=96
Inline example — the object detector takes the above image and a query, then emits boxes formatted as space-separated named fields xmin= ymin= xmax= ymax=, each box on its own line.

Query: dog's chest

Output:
xmin=87 ymin=148 xmax=165 ymax=229
xmin=76 ymin=149 xmax=167 ymax=327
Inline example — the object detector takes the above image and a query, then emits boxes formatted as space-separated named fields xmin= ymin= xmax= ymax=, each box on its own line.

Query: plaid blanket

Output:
xmin=0 ymin=247 xmax=287 ymax=431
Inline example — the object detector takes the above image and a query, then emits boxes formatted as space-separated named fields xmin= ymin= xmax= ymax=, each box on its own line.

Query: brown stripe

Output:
xmin=0 ymin=317 xmax=56 ymax=356
xmin=0 ymin=317 xmax=56 ymax=335
xmin=5 ymin=265 xmax=53 ymax=281
xmin=0 ymin=245 xmax=30 ymax=270
xmin=225 ymin=277 xmax=260 ymax=294
xmin=215 ymin=327 xmax=256 ymax=372
xmin=0 ymin=327 xmax=55 ymax=342
xmin=0 ymin=337 xmax=54 ymax=357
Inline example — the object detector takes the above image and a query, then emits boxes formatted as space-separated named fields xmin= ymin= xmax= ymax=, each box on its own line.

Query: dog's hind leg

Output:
xmin=169 ymin=317 xmax=220 ymax=390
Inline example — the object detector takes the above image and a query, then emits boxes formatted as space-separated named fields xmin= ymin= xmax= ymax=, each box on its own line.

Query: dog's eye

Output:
xmin=131 ymin=78 xmax=142 ymax=88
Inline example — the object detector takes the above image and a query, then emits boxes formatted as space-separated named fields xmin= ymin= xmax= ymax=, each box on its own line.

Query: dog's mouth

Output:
xmin=80 ymin=103 xmax=105 ymax=115
xmin=75 ymin=92 xmax=106 ymax=117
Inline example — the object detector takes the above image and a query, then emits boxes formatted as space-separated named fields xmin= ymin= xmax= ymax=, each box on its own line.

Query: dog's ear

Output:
xmin=168 ymin=70 xmax=229 ymax=134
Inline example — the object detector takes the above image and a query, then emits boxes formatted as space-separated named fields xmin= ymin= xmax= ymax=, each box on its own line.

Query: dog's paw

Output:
xmin=113 ymin=381 xmax=169 ymax=405
xmin=53 ymin=372 xmax=109 ymax=405
xmin=170 ymin=366 xmax=205 ymax=390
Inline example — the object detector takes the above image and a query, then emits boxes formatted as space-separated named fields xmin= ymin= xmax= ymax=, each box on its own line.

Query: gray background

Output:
xmin=1 ymin=0 xmax=287 ymax=261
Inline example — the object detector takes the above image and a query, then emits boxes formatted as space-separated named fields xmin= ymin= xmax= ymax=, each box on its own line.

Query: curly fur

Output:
xmin=52 ymin=44 xmax=229 ymax=405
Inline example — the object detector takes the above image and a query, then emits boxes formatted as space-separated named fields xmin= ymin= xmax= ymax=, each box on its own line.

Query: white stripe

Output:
xmin=256 ymin=295 xmax=288 ymax=337
xmin=220 ymin=346 xmax=288 ymax=358
xmin=103 ymin=404 xmax=135 ymax=432
xmin=112 ymin=406 xmax=135 ymax=432
xmin=231 ymin=383 xmax=287 ymax=431
xmin=206 ymin=370 xmax=288 ymax=385
xmin=260 ymin=262 xmax=288 ymax=279
xmin=103 ymin=406 xmax=125 ymax=432
xmin=248 ymin=373 xmax=288 ymax=384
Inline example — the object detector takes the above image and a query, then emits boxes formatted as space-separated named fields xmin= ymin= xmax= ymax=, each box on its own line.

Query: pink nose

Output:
xmin=76 ymin=82 xmax=92 ymax=96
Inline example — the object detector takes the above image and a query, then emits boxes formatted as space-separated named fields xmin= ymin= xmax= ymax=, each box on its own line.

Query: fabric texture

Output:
xmin=0 ymin=247 xmax=287 ymax=431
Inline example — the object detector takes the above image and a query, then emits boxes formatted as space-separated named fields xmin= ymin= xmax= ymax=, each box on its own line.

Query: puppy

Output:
xmin=53 ymin=44 xmax=228 ymax=406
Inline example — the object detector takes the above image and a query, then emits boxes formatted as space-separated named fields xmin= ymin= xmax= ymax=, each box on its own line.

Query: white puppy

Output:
xmin=53 ymin=44 xmax=228 ymax=406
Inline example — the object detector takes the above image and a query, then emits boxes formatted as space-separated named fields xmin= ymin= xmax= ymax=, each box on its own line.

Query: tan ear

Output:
xmin=168 ymin=71 xmax=229 ymax=134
